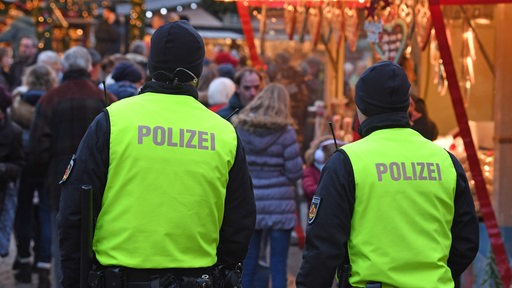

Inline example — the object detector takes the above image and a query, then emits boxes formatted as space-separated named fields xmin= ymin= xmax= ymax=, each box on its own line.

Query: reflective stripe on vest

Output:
xmin=342 ymin=128 xmax=456 ymax=288
xmin=94 ymin=93 xmax=237 ymax=268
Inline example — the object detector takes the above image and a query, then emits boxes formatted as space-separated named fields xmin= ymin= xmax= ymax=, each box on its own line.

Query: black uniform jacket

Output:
xmin=58 ymin=81 xmax=256 ymax=287
xmin=296 ymin=112 xmax=479 ymax=288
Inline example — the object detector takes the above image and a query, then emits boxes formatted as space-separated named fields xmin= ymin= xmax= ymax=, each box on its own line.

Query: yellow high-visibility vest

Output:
xmin=94 ymin=93 xmax=237 ymax=268
xmin=342 ymin=128 xmax=456 ymax=288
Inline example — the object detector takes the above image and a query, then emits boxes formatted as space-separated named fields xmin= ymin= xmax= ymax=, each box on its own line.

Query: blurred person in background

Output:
xmin=37 ymin=50 xmax=62 ymax=81
xmin=87 ymin=48 xmax=103 ymax=85
xmin=232 ymin=83 xmax=303 ymax=288
xmin=10 ymin=64 xmax=58 ymax=288
xmin=125 ymin=39 xmax=148 ymax=79
xmin=106 ymin=60 xmax=144 ymax=100
xmin=28 ymin=46 xmax=117 ymax=286
xmin=94 ymin=3 xmax=121 ymax=58
xmin=207 ymin=77 xmax=235 ymax=113
xmin=8 ymin=35 xmax=38 ymax=91
xmin=0 ymin=85 xmax=24 ymax=261
xmin=217 ymin=68 xmax=263 ymax=119
xmin=0 ymin=3 xmax=36 ymax=58
xmin=302 ymin=135 xmax=344 ymax=208
xmin=197 ymin=63 xmax=218 ymax=106
xmin=0 ymin=47 xmax=13 ymax=90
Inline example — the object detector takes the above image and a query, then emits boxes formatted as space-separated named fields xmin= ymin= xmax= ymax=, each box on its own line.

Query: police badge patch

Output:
xmin=59 ymin=154 xmax=76 ymax=184
xmin=308 ymin=196 xmax=321 ymax=224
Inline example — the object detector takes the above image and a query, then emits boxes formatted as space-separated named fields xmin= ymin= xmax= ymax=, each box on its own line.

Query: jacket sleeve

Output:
xmin=28 ymin=103 xmax=52 ymax=176
xmin=296 ymin=150 xmax=355 ymax=288
xmin=0 ymin=122 xmax=24 ymax=181
xmin=283 ymin=126 xmax=304 ymax=183
xmin=301 ymin=166 xmax=318 ymax=201
xmin=57 ymin=111 xmax=110 ymax=288
xmin=216 ymin=133 xmax=256 ymax=266
xmin=447 ymin=151 xmax=479 ymax=279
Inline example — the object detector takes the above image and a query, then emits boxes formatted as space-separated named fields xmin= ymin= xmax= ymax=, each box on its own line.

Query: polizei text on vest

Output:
xmin=138 ymin=125 xmax=216 ymax=151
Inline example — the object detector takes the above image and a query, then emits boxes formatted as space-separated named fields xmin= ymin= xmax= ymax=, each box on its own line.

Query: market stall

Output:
xmin=231 ymin=0 xmax=512 ymax=285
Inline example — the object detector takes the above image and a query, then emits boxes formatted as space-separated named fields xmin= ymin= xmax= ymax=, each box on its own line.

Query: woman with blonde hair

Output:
xmin=232 ymin=83 xmax=303 ymax=288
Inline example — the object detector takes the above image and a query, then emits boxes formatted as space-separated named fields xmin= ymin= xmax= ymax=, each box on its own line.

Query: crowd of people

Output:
xmin=0 ymin=3 xmax=479 ymax=288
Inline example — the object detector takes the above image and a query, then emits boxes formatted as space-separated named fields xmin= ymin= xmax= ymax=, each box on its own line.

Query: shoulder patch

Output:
xmin=308 ymin=196 xmax=321 ymax=224
xmin=59 ymin=154 xmax=76 ymax=184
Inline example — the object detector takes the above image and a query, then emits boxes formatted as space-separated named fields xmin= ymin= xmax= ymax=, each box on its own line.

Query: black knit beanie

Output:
xmin=148 ymin=20 xmax=205 ymax=83
xmin=112 ymin=61 xmax=143 ymax=83
xmin=355 ymin=61 xmax=411 ymax=117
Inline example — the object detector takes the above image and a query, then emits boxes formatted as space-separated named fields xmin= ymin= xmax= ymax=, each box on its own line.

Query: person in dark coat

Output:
xmin=0 ymin=84 xmax=24 ymax=260
xmin=0 ymin=84 xmax=23 ymax=213
xmin=94 ymin=3 xmax=122 ymax=58
xmin=409 ymin=95 xmax=439 ymax=141
xmin=28 ymin=46 xmax=117 ymax=286
xmin=8 ymin=35 xmax=38 ymax=91
xmin=10 ymin=64 xmax=58 ymax=287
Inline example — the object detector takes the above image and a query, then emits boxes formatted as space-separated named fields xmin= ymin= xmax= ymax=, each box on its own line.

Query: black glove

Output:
xmin=213 ymin=263 xmax=242 ymax=288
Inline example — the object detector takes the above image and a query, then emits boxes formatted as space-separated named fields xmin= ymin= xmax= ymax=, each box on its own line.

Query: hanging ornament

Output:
xmin=295 ymin=5 xmax=306 ymax=39
xmin=307 ymin=5 xmax=322 ymax=48
xmin=284 ymin=4 xmax=296 ymax=41
xmin=398 ymin=1 xmax=414 ymax=30
xmin=365 ymin=0 xmax=390 ymax=21
xmin=414 ymin=0 xmax=432 ymax=51
xmin=295 ymin=4 xmax=307 ymax=42
xmin=321 ymin=3 xmax=334 ymax=44
xmin=344 ymin=6 xmax=359 ymax=52
xmin=373 ymin=18 xmax=407 ymax=62
xmin=331 ymin=5 xmax=343 ymax=51
xmin=382 ymin=0 xmax=399 ymax=24
xmin=364 ymin=20 xmax=383 ymax=44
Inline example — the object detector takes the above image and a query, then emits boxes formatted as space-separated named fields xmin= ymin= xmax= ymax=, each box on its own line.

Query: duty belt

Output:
xmin=89 ymin=267 xmax=213 ymax=288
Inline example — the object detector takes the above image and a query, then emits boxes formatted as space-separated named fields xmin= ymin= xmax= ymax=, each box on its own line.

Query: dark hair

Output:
xmin=234 ymin=68 xmax=262 ymax=86
xmin=103 ymin=3 xmax=116 ymax=13
xmin=88 ymin=48 xmax=102 ymax=66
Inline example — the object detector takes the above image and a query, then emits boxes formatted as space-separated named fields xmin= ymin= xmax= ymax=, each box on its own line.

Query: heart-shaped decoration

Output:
xmin=344 ymin=7 xmax=359 ymax=52
xmin=374 ymin=19 xmax=407 ymax=63
xmin=415 ymin=0 xmax=432 ymax=51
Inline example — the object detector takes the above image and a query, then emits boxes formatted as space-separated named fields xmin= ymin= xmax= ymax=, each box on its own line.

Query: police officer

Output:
xmin=58 ymin=20 xmax=256 ymax=287
xmin=296 ymin=61 xmax=479 ymax=288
